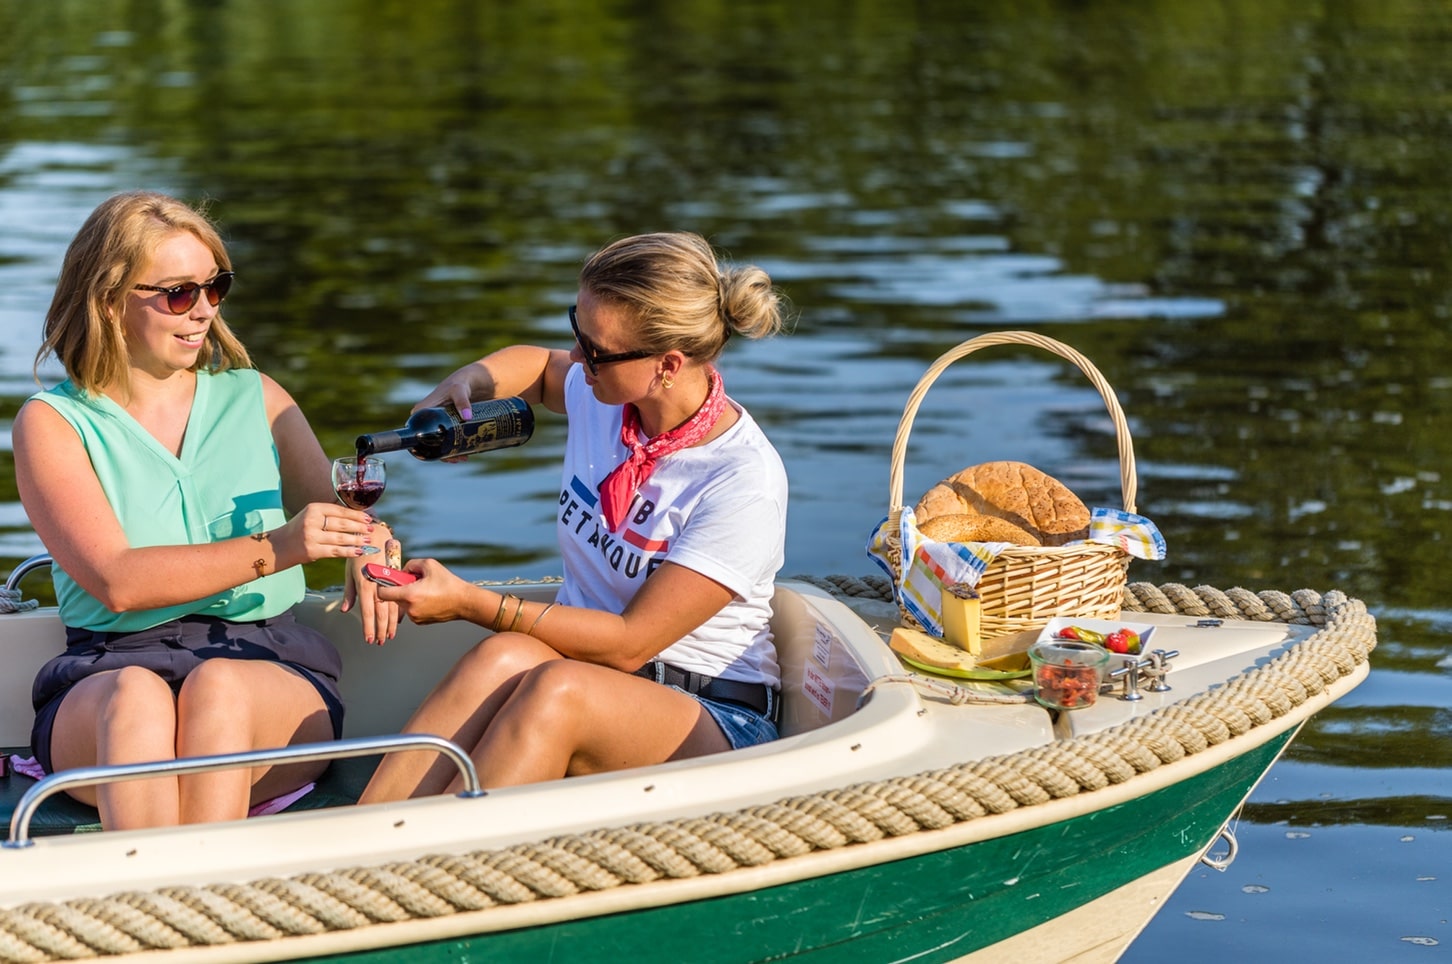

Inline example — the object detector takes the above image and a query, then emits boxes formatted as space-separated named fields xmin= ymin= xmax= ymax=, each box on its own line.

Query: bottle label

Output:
xmin=446 ymin=398 xmax=535 ymax=458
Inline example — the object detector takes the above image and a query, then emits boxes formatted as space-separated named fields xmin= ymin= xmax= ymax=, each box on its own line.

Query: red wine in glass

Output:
xmin=331 ymin=456 xmax=385 ymax=554
xmin=336 ymin=478 xmax=384 ymax=509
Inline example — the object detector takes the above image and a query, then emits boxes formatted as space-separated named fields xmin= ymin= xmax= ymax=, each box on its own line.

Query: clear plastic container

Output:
xmin=1028 ymin=639 xmax=1110 ymax=710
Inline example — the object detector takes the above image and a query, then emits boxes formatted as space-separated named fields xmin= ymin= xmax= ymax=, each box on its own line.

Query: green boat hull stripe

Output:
xmin=310 ymin=731 xmax=1291 ymax=963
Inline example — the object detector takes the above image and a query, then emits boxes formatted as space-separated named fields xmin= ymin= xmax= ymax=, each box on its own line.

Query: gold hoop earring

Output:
xmin=662 ymin=373 xmax=674 ymax=389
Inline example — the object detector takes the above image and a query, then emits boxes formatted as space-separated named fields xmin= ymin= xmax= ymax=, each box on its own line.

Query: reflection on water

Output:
xmin=2 ymin=0 xmax=1450 ymax=957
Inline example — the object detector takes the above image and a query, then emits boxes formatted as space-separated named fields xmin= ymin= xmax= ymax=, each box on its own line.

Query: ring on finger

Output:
xmin=322 ymin=518 xmax=330 ymax=532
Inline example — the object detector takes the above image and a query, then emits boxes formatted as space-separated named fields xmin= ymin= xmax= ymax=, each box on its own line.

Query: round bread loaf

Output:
xmin=919 ymin=513 xmax=1040 ymax=546
xmin=913 ymin=460 xmax=1090 ymax=546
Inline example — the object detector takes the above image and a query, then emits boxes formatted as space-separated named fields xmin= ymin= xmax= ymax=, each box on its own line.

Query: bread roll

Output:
xmin=914 ymin=460 xmax=1090 ymax=546
xmin=919 ymin=513 xmax=1039 ymax=546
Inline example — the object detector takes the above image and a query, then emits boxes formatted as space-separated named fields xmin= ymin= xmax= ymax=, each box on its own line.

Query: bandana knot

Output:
xmin=598 ymin=368 xmax=725 ymax=532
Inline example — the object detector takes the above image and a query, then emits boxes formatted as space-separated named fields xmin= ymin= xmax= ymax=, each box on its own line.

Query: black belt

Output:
xmin=633 ymin=661 xmax=779 ymax=724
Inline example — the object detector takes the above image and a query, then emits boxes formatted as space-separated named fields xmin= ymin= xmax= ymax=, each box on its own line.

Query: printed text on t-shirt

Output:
xmin=559 ymin=480 xmax=669 ymax=580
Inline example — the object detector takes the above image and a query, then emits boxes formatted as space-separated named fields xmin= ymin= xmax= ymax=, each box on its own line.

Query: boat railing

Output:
xmin=3 ymin=552 xmax=51 ymax=595
xmin=3 ymin=732 xmax=484 ymax=848
xmin=2 ymin=552 xmax=52 ymax=613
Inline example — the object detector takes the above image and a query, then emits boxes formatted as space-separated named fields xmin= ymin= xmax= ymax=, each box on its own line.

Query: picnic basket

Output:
xmin=882 ymin=330 xmax=1136 ymax=639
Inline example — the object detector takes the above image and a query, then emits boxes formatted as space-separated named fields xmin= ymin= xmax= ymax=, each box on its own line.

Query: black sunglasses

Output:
xmin=568 ymin=304 xmax=655 ymax=375
xmin=132 ymin=271 xmax=235 ymax=315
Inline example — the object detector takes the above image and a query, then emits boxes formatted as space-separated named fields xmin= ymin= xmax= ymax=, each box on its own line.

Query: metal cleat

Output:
xmin=1142 ymin=649 xmax=1179 ymax=693
xmin=1108 ymin=648 xmax=1179 ymax=700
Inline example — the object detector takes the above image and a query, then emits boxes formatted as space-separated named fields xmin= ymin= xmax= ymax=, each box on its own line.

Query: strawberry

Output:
xmin=1104 ymin=629 xmax=1141 ymax=655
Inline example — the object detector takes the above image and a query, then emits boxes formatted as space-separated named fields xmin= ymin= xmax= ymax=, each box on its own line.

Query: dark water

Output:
xmin=1 ymin=0 xmax=1448 ymax=956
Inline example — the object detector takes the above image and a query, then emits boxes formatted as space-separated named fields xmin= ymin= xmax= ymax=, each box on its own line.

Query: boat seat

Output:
xmin=0 ymin=582 xmax=869 ymax=837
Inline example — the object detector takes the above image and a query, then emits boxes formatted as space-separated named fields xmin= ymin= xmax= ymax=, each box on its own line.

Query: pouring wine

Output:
xmin=331 ymin=456 xmax=385 ymax=554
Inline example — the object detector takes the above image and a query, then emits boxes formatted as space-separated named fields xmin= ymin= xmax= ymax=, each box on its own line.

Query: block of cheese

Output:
xmin=941 ymin=585 xmax=982 ymax=654
xmin=888 ymin=626 xmax=979 ymax=672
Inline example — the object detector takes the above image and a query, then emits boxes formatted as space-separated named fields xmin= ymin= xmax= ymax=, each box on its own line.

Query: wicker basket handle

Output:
xmin=888 ymin=330 xmax=1137 ymax=518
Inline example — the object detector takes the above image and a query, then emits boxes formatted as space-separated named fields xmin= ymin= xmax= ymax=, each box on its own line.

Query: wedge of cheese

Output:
xmin=941 ymin=585 xmax=982 ymax=654
xmin=889 ymin=626 xmax=979 ymax=671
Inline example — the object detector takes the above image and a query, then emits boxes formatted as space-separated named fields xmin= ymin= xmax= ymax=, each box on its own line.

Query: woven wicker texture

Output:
xmin=883 ymin=331 xmax=1136 ymax=637
xmin=0 ymin=580 xmax=1376 ymax=962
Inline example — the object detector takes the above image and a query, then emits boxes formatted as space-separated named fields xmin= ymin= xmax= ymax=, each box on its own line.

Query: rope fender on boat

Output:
xmin=0 ymin=580 xmax=1377 ymax=962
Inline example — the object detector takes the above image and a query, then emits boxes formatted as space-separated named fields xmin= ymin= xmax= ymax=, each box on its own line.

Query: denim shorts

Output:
xmin=688 ymin=689 xmax=779 ymax=750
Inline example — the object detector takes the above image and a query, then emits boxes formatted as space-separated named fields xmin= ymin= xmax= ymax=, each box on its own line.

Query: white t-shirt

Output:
xmin=555 ymin=364 xmax=786 ymax=688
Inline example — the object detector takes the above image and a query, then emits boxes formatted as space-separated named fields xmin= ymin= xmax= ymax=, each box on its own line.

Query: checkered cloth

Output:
xmin=867 ymin=506 xmax=1167 ymax=636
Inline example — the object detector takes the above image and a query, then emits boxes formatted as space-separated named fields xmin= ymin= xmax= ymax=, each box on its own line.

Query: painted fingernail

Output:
xmin=461 ymin=407 xmax=472 ymax=420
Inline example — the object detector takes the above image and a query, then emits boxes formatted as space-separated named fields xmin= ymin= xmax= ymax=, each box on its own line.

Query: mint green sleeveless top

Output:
xmin=27 ymin=369 xmax=305 ymax=632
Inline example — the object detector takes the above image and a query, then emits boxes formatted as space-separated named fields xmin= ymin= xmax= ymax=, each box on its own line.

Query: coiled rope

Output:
xmin=0 ymin=580 xmax=1376 ymax=962
xmin=0 ymin=590 xmax=37 ymax=615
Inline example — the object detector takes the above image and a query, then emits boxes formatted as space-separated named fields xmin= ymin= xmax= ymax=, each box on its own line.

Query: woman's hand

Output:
xmin=373 ymin=558 xmax=478 ymax=626
xmin=342 ymin=524 xmax=401 ymax=645
xmin=344 ymin=568 xmax=400 ymax=645
xmin=413 ymin=369 xmax=480 ymax=420
xmin=271 ymin=502 xmax=377 ymax=564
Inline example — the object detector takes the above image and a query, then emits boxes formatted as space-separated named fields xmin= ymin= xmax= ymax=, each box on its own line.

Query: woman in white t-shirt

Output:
xmin=361 ymin=233 xmax=789 ymax=800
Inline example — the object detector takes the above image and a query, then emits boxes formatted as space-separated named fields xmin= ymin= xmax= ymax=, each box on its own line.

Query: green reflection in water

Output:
xmin=3 ymin=0 xmax=1452 ymax=957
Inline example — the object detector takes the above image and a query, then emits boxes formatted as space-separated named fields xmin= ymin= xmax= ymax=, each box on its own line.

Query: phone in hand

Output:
xmin=362 ymin=563 xmax=418 ymax=587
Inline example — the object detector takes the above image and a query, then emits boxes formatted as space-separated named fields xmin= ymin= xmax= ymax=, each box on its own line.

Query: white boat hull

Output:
xmin=0 ymin=578 xmax=1375 ymax=962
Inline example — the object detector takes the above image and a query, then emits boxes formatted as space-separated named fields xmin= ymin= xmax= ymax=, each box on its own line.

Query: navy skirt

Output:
xmin=30 ymin=611 xmax=344 ymax=773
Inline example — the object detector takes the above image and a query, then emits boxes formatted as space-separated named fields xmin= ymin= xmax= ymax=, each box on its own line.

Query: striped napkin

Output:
xmin=867 ymin=506 xmax=1166 ymax=637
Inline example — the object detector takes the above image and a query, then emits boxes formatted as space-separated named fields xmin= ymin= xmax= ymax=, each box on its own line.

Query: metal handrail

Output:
xmin=4 ymin=732 xmax=483 ymax=848
xmin=3 ymin=553 xmax=52 ymax=595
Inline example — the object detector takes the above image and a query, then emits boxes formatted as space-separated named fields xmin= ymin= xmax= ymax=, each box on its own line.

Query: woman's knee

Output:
xmin=175 ymin=657 xmax=248 ymax=706
xmin=505 ymin=660 xmax=594 ymax=723
xmin=50 ymin=667 xmax=176 ymax=769
xmin=101 ymin=665 xmax=176 ymax=719
xmin=450 ymin=632 xmax=551 ymax=685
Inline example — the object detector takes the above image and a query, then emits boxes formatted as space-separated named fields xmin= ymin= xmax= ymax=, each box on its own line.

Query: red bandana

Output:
xmin=598 ymin=368 xmax=726 ymax=532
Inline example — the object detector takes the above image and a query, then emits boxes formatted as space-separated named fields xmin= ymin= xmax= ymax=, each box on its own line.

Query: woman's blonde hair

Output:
xmin=35 ymin=190 xmax=252 ymax=395
xmin=579 ymin=232 xmax=785 ymax=361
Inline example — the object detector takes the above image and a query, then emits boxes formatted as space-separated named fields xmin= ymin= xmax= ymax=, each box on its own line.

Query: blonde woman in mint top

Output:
xmin=361 ymin=233 xmax=788 ymax=803
xmin=13 ymin=191 xmax=398 ymax=830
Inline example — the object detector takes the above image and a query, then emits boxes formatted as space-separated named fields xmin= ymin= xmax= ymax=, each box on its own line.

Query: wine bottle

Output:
xmin=356 ymin=397 xmax=534 ymax=461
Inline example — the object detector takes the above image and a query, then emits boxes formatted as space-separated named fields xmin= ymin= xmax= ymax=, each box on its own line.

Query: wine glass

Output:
xmin=331 ymin=456 xmax=385 ymax=555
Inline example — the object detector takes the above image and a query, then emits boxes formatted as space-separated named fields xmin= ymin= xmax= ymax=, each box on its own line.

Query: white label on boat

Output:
xmin=803 ymin=662 xmax=835 ymax=717
xmin=812 ymin=623 xmax=833 ymax=668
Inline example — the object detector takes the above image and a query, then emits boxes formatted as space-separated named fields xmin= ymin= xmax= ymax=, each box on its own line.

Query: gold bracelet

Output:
xmin=252 ymin=558 xmax=268 ymax=579
xmin=507 ymin=595 xmax=527 ymax=633
xmin=491 ymin=593 xmax=510 ymax=633
xmin=527 ymin=603 xmax=556 ymax=636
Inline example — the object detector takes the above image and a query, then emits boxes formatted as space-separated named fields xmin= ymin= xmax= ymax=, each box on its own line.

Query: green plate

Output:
xmin=897 ymin=653 xmax=1033 ymax=681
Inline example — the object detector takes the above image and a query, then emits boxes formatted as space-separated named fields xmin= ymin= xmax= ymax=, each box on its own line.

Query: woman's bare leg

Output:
xmin=465 ymin=660 xmax=730 ymax=790
xmin=359 ymin=632 xmax=563 ymax=803
xmin=173 ymin=659 xmax=335 ymax=824
xmin=47 ymin=666 xmax=182 ymax=830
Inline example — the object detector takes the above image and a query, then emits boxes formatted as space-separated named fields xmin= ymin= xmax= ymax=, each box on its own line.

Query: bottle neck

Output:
xmin=356 ymin=428 xmax=415 ymax=456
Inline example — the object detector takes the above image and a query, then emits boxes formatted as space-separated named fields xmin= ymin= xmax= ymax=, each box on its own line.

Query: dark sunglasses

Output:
xmin=569 ymin=304 xmax=655 ymax=375
xmin=132 ymin=271 xmax=235 ymax=315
